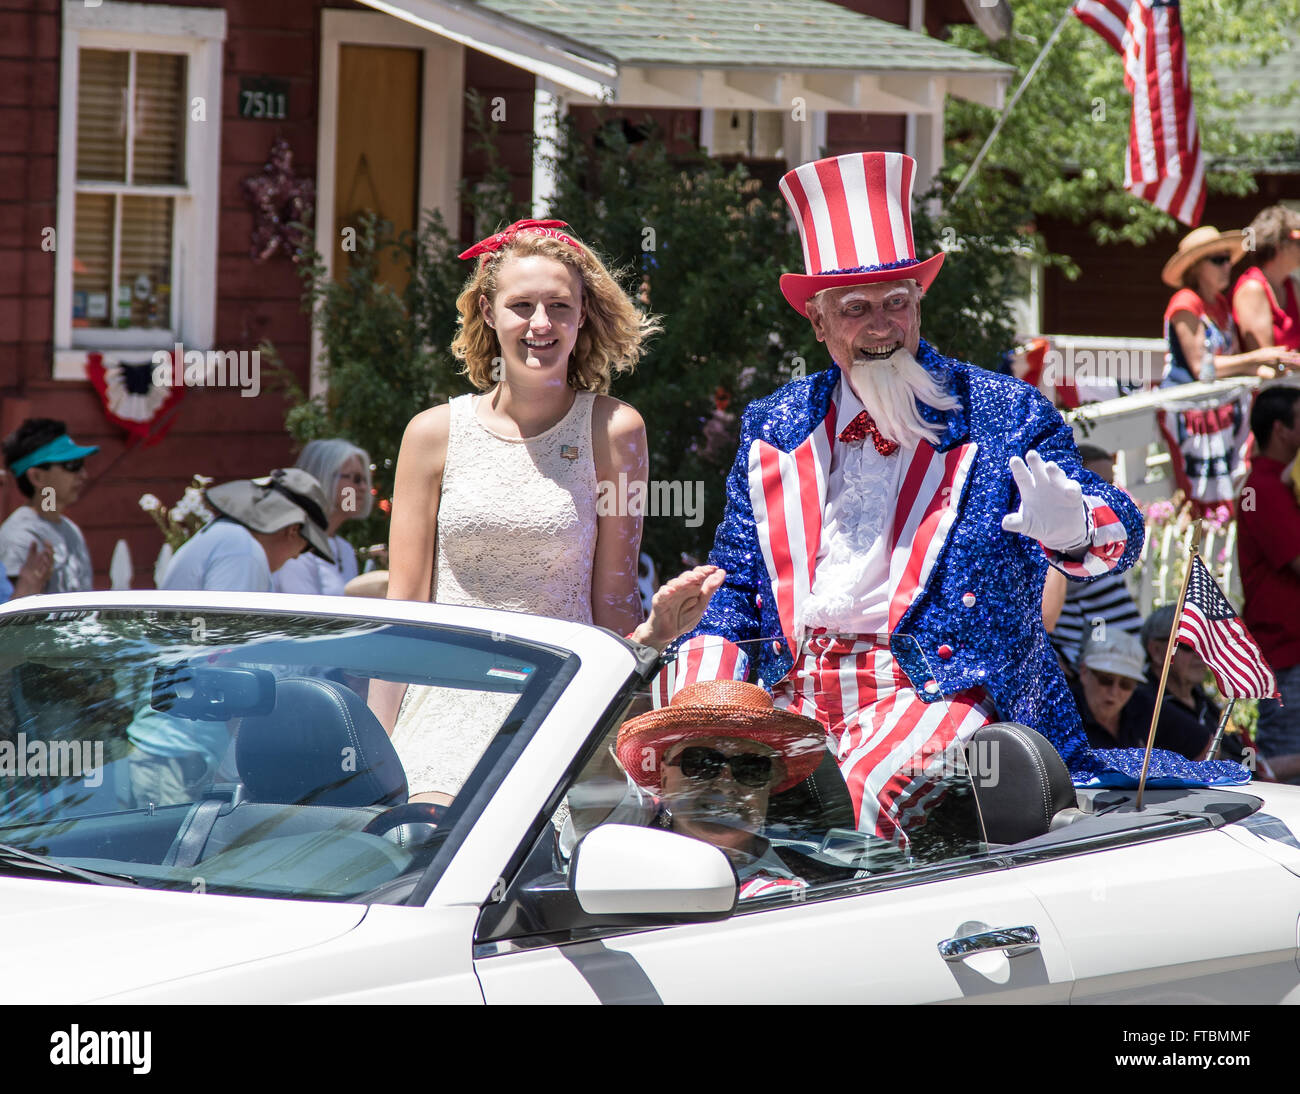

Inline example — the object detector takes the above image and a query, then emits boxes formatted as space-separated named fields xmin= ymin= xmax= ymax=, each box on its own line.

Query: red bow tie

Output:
xmin=838 ymin=411 xmax=899 ymax=455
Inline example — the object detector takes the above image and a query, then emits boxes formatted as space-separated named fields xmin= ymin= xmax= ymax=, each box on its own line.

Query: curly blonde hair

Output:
xmin=451 ymin=231 xmax=661 ymax=393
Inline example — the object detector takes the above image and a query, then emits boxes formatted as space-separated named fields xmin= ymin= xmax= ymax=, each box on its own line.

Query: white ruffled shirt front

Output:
xmin=800 ymin=377 xmax=915 ymax=638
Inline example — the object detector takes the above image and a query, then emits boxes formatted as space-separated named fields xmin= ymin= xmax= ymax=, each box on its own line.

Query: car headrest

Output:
xmin=236 ymin=676 xmax=407 ymax=808
xmin=767 ymin=748 xmax=856 ymax=835
xmin=965 ymin=722 xmax=1075 ymax=845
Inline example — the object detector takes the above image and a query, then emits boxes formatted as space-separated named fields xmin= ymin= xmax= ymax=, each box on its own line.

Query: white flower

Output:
xmin=192 ymin=474 xmax=214 ymax=487
xmin=139 ymin=494 xmax=162 ymax=512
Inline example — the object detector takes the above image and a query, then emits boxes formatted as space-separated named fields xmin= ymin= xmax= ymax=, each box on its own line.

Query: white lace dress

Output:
xmin=391 ymin=391 xmax=598 ymax=794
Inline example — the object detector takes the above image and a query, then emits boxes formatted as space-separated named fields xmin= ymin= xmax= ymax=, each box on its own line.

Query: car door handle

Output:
xmin=937 ymin=926 xmax=1040 ymax=962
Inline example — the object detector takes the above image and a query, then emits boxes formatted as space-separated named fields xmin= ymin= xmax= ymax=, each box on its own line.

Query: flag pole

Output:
xmin=1136 ymin=521 xmax=1205 ymax=810
xmin=953 ymin=4 xmax=1076 ymax=200
xmin=1206 ymin=700 xmax=1236 ymax=761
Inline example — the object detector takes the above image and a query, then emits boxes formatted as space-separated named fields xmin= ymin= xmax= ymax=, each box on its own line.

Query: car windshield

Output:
xmin=0 ymin=606 xmax=573 ymax=902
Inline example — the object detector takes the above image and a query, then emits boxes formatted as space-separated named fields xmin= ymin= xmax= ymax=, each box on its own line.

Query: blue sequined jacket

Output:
xmin=671 ymin=340 xmax=1247 ymax=786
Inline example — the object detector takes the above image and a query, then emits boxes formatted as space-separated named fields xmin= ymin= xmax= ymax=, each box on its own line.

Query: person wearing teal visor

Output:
xmin=0 ymin=418 xmax=98 ymax=597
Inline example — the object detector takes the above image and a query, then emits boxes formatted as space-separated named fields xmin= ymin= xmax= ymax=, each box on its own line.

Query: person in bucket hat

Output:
xmin=614 ymin=680 xmax=827 ymax=899
xmin=657 ymin=150 xmax=1246 ymax=844
xmin=160 ymin=467 xmax=333 ymax=593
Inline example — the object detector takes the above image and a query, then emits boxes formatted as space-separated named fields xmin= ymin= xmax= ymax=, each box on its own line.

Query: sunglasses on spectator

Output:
xmin=1206 ymin=254 xmax=1233 ymax=267
xmin=1089 ymin=669 xmax=1138 ymax=692
xmin=663 ymin=746 xmax=775 ymax=787
xmin=42 ymin=459 xmax=85 ymax=473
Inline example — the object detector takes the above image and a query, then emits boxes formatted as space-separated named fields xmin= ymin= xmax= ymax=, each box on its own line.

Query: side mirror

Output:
xmin=570 ymin=824 xmax=738 ymax=924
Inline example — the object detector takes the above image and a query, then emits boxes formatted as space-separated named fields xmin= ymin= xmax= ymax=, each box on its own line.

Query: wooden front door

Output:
xmin=333 ymin=45 xmax=421 ymax=291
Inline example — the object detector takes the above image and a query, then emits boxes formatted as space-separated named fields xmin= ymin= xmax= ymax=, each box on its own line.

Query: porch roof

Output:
xmin=359 ymin=0 xmax=1012 ymax=111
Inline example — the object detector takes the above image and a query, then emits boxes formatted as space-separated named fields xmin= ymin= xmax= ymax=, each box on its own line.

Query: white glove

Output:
xmin=1001 ymin=449 xmax=1089 ymax=553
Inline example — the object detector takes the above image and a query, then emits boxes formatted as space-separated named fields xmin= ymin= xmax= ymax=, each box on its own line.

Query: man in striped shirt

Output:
xmin=1044 ymin=445 xmax=1143 ymax=668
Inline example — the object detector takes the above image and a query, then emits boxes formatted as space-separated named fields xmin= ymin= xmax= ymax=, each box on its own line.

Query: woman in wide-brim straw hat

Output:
xmin=616 ymin=680 xmax=826 ymax=796
xmin=1160 ymin=225 xmax=1300 ymax=387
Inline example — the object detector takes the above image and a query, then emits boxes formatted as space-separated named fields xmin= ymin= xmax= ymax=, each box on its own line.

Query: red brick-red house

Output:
xmin=2 ymin=0 xmax=1011 ymax=586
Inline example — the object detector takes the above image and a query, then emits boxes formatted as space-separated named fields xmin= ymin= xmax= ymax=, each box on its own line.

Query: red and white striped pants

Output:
xmin=773 ymin=632 xmax=994 ymax=845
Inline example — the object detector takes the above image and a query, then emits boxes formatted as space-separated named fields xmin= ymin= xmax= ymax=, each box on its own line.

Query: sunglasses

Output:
xmin=1206 ymin=254 xmax=1233 ymax=267
xmin=663 ymin=746 xmax=775 ymax=788
xmin=44 ymin=459 xmax=85 ymax=473
xmin=1089 ymin=669 xmax=1138 ymax=692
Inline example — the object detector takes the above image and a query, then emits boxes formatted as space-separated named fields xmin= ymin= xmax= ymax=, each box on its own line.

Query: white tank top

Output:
xmin=433 ymin=390 xmax=597 ymax=623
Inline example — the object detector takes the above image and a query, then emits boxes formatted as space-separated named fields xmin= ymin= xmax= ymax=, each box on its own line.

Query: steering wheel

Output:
xmin=362 ymin=802 xmax=445 ymax=836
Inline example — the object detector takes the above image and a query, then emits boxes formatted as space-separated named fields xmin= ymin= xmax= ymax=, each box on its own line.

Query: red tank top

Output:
xmin=1233 ymin=266 xmax=1300 ymax=350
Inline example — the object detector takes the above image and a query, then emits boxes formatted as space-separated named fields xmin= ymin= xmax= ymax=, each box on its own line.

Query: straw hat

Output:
xmin=1161 ymin=226 xmax=1245 ymax=288
xmin=616 ymin=680 xmax=826 ymax=795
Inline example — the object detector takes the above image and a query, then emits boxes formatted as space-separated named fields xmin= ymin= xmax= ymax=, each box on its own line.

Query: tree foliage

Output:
xmin=944 ymin=0 xmax=1300 ymax=248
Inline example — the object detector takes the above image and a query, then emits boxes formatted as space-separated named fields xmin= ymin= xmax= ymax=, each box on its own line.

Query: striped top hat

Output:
xmin=778 ymin=151 xmax=944 ymax=317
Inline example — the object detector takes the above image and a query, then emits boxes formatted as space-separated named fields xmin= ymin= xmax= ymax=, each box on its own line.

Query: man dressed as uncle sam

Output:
xmin=657 ymin=151 xmax=1247 ymax=843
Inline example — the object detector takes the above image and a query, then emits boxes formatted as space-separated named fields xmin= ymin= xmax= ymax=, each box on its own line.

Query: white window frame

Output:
xmin=54 ymin=0 xmax=225 ymax=381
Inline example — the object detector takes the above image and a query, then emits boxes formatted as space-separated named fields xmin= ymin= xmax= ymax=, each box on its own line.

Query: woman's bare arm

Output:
xmin=1170 ymin=309 xmax=1295 ymax=380
xmin=370 ymin=404 xmax=450 ymax=733
xmin=1233 ymin=279 xmax=1275 ymax=354
xmin=590 ymin=395 xmax=648 ymax=639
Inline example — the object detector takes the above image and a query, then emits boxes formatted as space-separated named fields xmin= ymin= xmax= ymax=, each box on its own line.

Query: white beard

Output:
xmin=847 ymin=347 xmax=959 ymax=448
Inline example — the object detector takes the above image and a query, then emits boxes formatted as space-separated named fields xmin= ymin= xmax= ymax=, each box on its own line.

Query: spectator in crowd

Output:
xmin=1071 ymin=632 xmax=1210 ymax=759
xmin=160 ymin=468 xmax=333 ymax=592
xmin=0 ymin=419 xmax=98 ymax=595
xmin=1043 ymin=444 xmax=1142 ymax=666
xmin=272 ymin=440 xmax=372 ymax=596
xmin=126 ymin=469 xmax=334 ymax=806
xmin=1159 ymin=226 xmax=1300 ymax=387
xmin=1237 ymin=386 xmax=1300 ymax=778
xmin=1134 ymin=604 xmax=1235 ymax=758
xmin=1233 ymin=204 xmax=1300 ymax=355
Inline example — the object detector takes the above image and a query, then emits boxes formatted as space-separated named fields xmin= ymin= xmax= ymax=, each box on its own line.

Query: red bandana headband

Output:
xmin=457 ymin=219 xmax=582 ymax=263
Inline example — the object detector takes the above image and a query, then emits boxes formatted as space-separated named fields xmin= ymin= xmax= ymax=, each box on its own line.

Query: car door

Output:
xmin=474 ymin=867 xmax=1074 ymax=1004
xmin=1010 ymin=817 xmax=1300 ymax=1004
xmin=470 ymin=704 xmax=1075 ymax=1004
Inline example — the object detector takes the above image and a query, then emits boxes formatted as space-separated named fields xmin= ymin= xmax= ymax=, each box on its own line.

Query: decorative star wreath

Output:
xmin=242 ymin=137 xmax=315 ymax=263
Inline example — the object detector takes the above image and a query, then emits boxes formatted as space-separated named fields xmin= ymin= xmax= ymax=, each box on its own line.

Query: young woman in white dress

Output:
xmin=372 ymin=220 xmax=723 ymax=794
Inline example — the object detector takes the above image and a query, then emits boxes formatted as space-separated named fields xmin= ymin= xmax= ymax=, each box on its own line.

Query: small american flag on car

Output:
xmin=1177 ymin=555 xmax=1278 ymax=699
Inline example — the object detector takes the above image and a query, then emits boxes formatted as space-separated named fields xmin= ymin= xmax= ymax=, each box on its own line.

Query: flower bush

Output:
xmin=140 ymin=475 xmax=214 ymax=551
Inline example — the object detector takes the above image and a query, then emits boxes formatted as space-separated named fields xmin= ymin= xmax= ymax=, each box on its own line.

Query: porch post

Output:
xmin=532 ymin=77 xmax=567 ymax=218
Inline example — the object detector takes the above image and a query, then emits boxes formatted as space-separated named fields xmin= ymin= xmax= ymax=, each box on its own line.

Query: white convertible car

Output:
xmin=1 ymin=590 xmax=1299 ymax=1004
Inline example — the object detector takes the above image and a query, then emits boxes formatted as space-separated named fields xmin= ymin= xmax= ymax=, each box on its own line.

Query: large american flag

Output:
xmin=1073 ymin=0 xmax=1207 ymax=226
xmin=1177 ymin=555 xmax=1278 ymax=699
